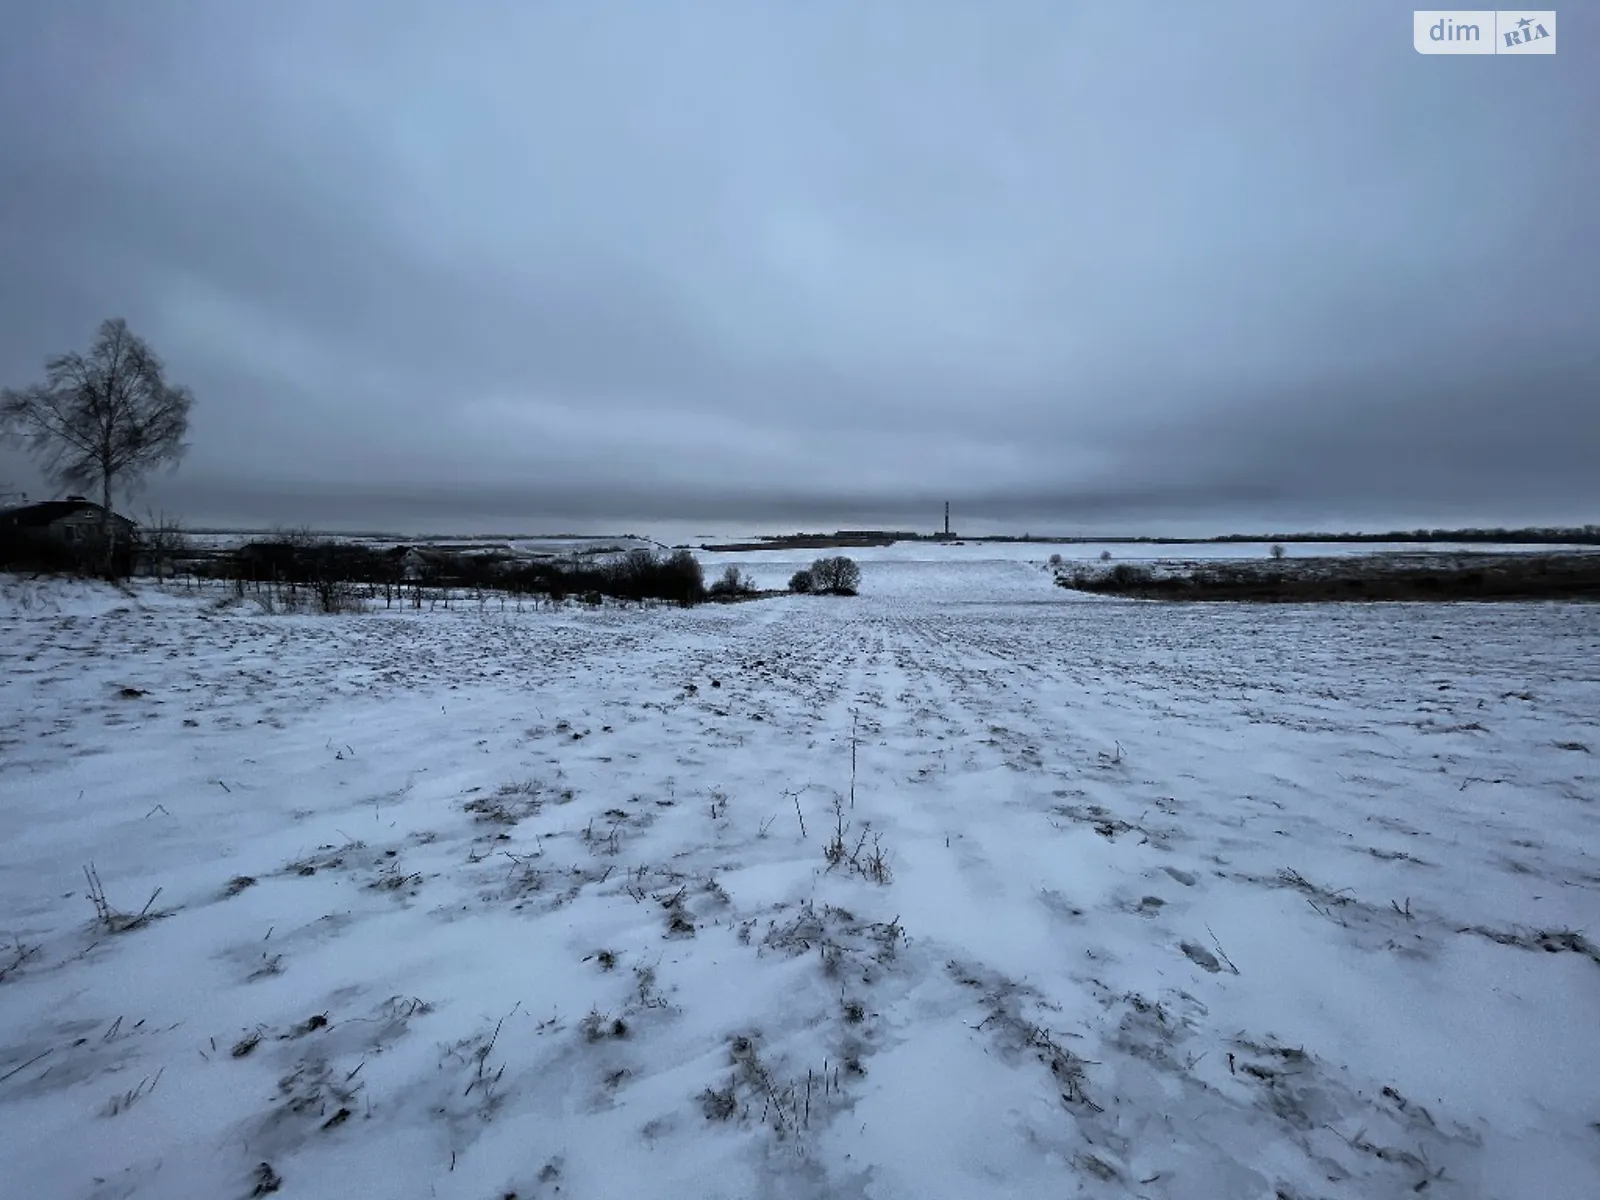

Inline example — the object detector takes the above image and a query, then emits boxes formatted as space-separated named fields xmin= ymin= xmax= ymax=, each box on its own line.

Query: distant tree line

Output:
xmin=4 ymin=518 xmax=881 ymax=614
xmin=1058 ymin=552 xmax=1600 ymax=602
xmin=1178 ymin=527 xmax=1600 ymax=546
xmin=986 ymin=527 xmax=1600 ymax=545
xmin=217 ymin=537 xmax=710 ymax=609
xmin=721 ymin=526 xmax=1600 ymax=548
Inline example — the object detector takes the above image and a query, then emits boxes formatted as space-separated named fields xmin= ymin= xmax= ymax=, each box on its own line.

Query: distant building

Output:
xmin=384 ymin=545 xmax=445 ymax=583
xmin=0 ymin=496 xmax=137 ymax=547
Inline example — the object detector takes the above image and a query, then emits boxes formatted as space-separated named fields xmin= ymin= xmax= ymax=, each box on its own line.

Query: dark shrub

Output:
xmin=1 ymin=526 xmax=131 ymax=577
xmin=234 ymin=536 xmax=393 ymax=590
xmin=659 ymin=549 xmax=707 ymax=606
xmin=809 ymin=555 xmax=861 ymax=595
xmin=788 ymin=569 xmax=814 ymax=593
xmin=709 ymin=565 xmax=755 ymax=598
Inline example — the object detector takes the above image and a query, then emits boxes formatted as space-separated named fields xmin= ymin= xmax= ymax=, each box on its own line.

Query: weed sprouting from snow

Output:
xmin=101 ymin=1067 xmax=164 ymax=1117
xmin=82 ymin=863 xmax=167 ymax=933
xmin=758 ymin=902 xmax=906 ymax=990
xmin=698 ymin=1033 xmax=845 ymax=1142
xmin=465 ymin=779 xmax=545 ymax=825
xmin=1274 ymin=866 xmax=1361 ymax=922
xmin=249 ymin=1162 xmax=283 ymax=1196
xmin=633 ymin=964 xmax=670 ymax=1010
xmin=579 ymin=1009 xmax=630 ymax=1043
xmin=700 ymin=1078 xmax=739 ymax=1121
xmin=368 ymin=860 xmax=422 ymax=894
xmin=660 ymin=886 xmax=696 ymax=938
xmin=821 ymin=796 xmax=893 ymax=884
xmin=708 ymin=788 xmax=729 ymax=819
xmin=1458 ymin=924 xmax=1600 ymax=964
xmin=283 ymin=839 xmax=365 ymax=879
xmin=1049 ymin=797 xmax=1142 ymax=841
xmin=0 ymin=937 xmax=40 ymax=984
xmin=953 ymin=962 xmax=1099 ymax=1112
xmin=261 ymin=1051 xmax=366 ymax=1141
xmin=249 ymin=952 xmax=285 ymax=981
xmin=430 ymin=1004 xmax=521 ymax=1134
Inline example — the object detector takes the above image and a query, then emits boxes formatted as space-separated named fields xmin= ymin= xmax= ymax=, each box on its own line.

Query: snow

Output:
xmin=2 ymin=558 xmax=1597 ymax=1200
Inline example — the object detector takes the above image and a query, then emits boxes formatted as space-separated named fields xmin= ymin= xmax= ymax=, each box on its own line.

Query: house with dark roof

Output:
xmin=0 ymin=496 xmax=138 ymax=548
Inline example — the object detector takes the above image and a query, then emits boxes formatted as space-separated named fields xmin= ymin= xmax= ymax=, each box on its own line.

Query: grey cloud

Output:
xmin=1 ymin=1 xmax=1596 ymax=534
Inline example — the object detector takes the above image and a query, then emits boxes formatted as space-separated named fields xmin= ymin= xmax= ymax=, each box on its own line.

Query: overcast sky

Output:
xmin=1 ymin=2 xmax=1595 ymax=536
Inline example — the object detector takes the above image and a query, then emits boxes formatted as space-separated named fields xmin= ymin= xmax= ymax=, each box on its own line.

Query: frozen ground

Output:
xmin=1 ymin=558 xmax=1597 ymax=1200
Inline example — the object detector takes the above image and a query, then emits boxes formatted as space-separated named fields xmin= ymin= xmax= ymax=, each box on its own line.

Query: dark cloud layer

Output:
xmin=2 ymin=2 xmax=1596 ymax=535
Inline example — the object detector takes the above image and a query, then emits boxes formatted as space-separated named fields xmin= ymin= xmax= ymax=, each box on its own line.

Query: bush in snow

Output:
xmin=709 ymin=565 xmax=757 ymax=599
xmin=1108 ymin=563 xmax=1154 ymax=587
xmin=788 ymin=569 xmax=814 ymax=594
xmin=808 ymin=556 xmax=861 ymax=596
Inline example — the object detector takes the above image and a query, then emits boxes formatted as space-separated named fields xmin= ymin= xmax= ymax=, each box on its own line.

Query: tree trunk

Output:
xmin=100 ymin=475 xmax=115 ymax=579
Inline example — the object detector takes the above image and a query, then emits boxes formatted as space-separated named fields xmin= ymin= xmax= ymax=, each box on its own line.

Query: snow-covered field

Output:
xmin=2 ymin=558 xmax=1597 ymax=1200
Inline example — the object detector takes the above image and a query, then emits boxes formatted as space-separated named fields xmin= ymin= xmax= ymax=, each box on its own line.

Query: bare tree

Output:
xmin=708 ymin=564 xmax=755 ymax=598
xmin=1 ymin=319 xmax=193 ymax=574
xmin=809 ymin=555 xmax=861 ymax=595
xmin=140 ymin=509 xmax=191 ymax=583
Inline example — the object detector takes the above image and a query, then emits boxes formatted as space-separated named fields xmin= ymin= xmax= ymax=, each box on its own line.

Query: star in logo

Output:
xmin=1517 ymin=16 xmax=1534 ymax=29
